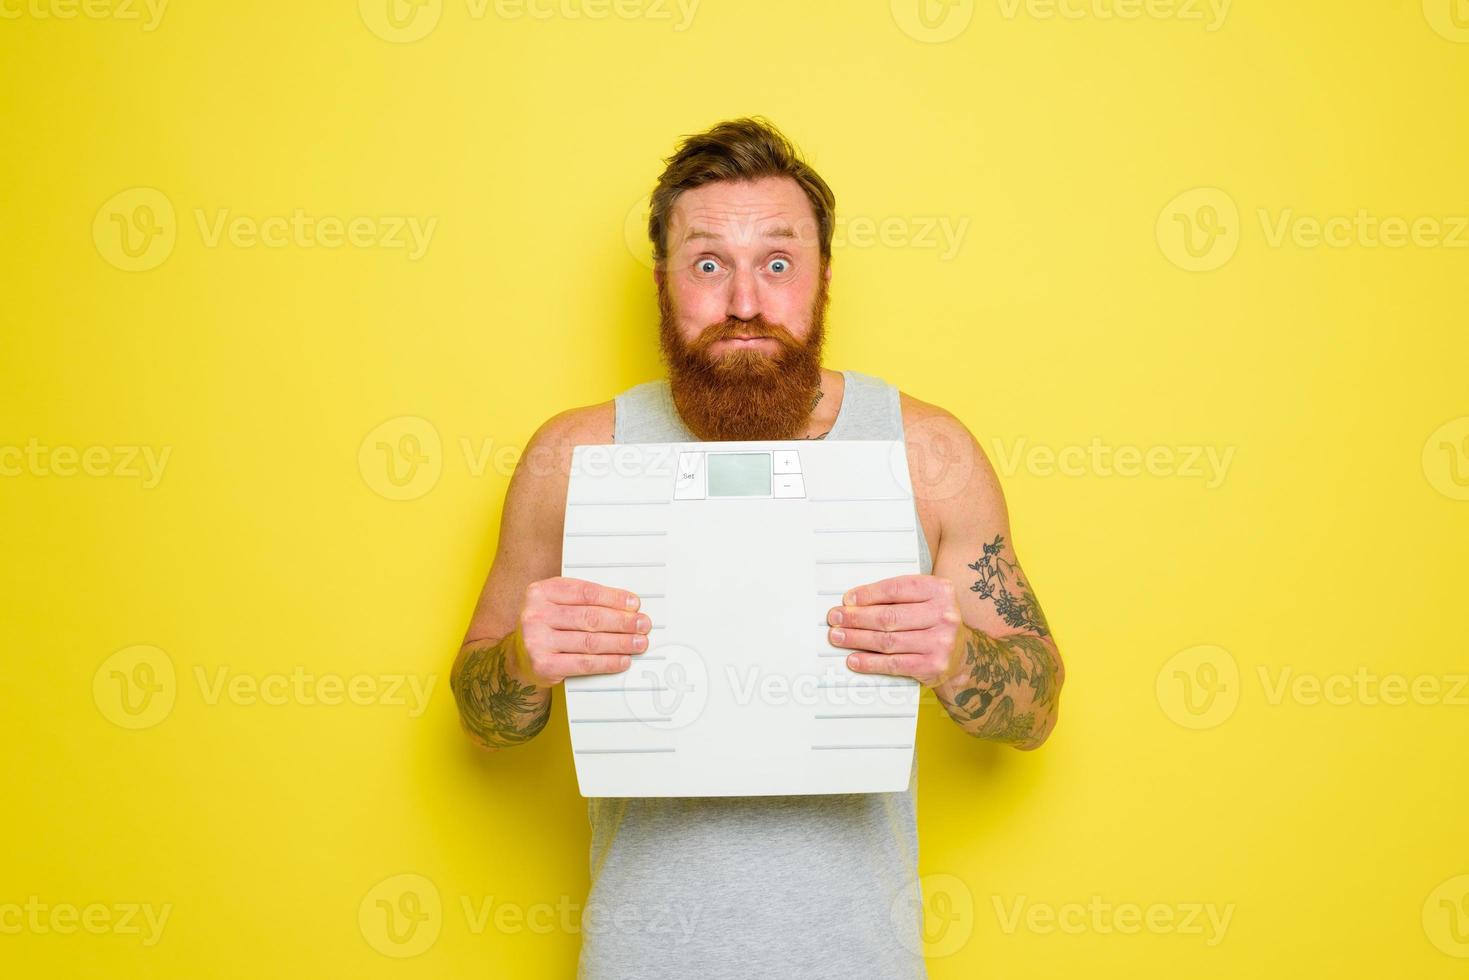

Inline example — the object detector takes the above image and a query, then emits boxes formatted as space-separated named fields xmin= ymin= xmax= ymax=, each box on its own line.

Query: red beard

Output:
xmin=657 ymin=273 xmax=829 ymax=441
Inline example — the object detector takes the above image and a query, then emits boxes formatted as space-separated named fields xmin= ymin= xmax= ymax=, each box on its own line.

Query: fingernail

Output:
xmin=636 ymin=615 xmax=651 ymax=632
xmin=828 ymin=608 xmax=843 ymax=626
xmin=620 ymin=656 xmax=631 ymax=669
xmin=830 ymin=628 xmax=845 ymax=643
xmin=842 ymin=590 xmax=855 ymax=605
xmin=625 ymin=595 xmax=639 ymax=609
xmin=846 ymin=654 xmax=860 ymax=668
xmin=633 ymin=635 xmax=647 ymax=651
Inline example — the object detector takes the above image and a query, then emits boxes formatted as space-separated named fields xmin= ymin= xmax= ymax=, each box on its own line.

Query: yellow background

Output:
xmin=3 ymin=0 xmax=1467 ymax=976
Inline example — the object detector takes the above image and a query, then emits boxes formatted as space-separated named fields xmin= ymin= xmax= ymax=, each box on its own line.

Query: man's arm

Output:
xmin=829 ymin=396 xmax=1065 ymax=750
xmin=919 ymin=401 xmax=1063 ymax=749
xmin=451 ymin=403 xmax=633 ymax=751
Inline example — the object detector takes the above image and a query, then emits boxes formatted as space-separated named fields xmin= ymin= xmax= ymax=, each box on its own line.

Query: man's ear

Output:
xmin=823 ymin=258 xmax=833 ymax=282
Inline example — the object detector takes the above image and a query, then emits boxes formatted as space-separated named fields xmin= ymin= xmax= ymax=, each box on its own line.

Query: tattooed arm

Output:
xmin=452 ymin=632 xmax=552 ymax=751
xmin=931 ymin=536 xmax=1063 ymax=750
xmin=452 ymin=401 xmax=648 ymax=751
xmin=906 ymin=398 xmax=1064 ymax=750
xmin=451 ymin=408 xmax=572 ymax=752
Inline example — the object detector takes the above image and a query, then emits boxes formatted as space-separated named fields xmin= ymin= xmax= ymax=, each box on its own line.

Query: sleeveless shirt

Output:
xmin=576 ymin=369 xmax=933 ymax=980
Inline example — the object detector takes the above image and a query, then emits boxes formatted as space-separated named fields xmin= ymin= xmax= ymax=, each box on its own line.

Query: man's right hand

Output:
xmin=508 ymin=576 xmax=652 ymax=688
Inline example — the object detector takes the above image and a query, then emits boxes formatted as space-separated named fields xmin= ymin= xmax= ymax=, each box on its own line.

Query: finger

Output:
xmin=546 ymin=628 xmax=649 ymax=658
xmin=842 ymin=575 xmax=944 ymax=607
xmin=844 ymin=650 xmax=929 ymax=677
xmin=829 ymin=624 xmax=944 ymax=655
xmin=552 ymin=652 xmax=635 ymax=678
xmin=547 ymin=628 xmax=649 ymax=657
xmin=828 ymin=600 xmax=941 ymax=633
xmin=533 ymin=576 xmax=640 ymax=610
xmin=536 ymin=604 xmax=651 ymax=634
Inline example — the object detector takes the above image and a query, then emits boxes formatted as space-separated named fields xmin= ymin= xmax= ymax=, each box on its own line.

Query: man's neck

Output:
xmin=797 ymin=367 xmax=844 ymax=440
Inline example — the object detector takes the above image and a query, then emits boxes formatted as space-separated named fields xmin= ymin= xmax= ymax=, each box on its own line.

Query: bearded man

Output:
xmin=451 ymin=117 xmax=1065 ymax=980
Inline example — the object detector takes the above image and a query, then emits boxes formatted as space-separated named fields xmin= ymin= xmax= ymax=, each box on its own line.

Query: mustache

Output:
xmin=689 ymin=317 xmax=801 ymax=353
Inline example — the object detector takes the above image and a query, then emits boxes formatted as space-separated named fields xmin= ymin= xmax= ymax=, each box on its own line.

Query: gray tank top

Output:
xmin=577 ymin=369 xmax=933 ymax=979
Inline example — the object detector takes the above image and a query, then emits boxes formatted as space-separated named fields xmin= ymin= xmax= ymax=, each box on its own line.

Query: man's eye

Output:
xmin=696 ymin=259 xmax=720 ymax=274
xmin=769 ymin=258 xmax=790 ymax=274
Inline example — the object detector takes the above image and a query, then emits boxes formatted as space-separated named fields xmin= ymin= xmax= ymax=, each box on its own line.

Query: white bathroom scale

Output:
xmin=560 ymin=439 xmax=923 ymax=798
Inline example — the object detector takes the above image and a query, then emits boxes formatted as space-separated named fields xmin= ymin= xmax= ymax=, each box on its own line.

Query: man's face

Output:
xmin=656 ymin=175 xmax=832 ymax=441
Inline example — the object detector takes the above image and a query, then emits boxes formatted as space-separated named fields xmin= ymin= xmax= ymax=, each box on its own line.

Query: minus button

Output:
xmin=773 ymin=473 xmax=805 ymax=498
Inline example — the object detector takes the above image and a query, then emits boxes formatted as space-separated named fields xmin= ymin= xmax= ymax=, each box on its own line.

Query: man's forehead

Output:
xmin=668 ymin=178 xmax=819 ymax=249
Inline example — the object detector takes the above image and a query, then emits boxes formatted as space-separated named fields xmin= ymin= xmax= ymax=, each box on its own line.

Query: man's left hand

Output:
xmin=826 ymin=574 xmax=965 ymax=688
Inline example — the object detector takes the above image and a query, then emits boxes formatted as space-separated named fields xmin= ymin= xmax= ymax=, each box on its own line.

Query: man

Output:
xmin=451 ymin=117 xmax=1064 ymax=979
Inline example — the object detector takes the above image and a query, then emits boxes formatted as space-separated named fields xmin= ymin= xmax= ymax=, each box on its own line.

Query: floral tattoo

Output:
xmin=967 ymin=535 xmax=1050 ymax=637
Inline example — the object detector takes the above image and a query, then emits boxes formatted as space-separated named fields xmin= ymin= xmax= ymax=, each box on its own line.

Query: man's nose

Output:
xmin=725 ymin=264 xmax=760 ymax=322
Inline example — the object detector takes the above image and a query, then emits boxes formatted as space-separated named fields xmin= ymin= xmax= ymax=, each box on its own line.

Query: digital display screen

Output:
xmin=706 ymin=453 xmax=771 ymax=497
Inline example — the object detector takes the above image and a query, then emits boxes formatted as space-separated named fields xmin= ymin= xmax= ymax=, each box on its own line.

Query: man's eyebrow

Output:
xmin=680 ymin=224 xmax=800 ymax=244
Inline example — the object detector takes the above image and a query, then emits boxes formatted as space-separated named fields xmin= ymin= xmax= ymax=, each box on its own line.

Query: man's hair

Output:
xmin=648 ymin=116 xmax=836 ymax=269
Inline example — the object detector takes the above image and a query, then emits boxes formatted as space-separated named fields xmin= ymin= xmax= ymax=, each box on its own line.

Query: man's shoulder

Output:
xmin=530 ymin=399 xmax=615 ymax=453
xmin=520 ymin=374 xmax=672 ymax=470
xmin=896 ymin=388 xmax=969 ymax=443
xmin=503 ymin=401 xmax=615 ymax=510
xmin=839 ymin=371 xmax=975 ymax=459
xmin=894 ymin=387 xmax=1002 ymax=514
